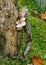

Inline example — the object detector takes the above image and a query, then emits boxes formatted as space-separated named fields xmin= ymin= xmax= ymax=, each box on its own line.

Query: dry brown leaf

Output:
xmin=40 ymin=12 xmax=46 ymax=19
xmin=32 ymin=57 xmax=44 ymax=65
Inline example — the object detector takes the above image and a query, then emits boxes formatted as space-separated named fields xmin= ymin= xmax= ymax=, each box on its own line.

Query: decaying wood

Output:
xmin=20 ymin=21 xmax=32 ymax=61
xmin=20 ymin=41 xmax=32 ymax=61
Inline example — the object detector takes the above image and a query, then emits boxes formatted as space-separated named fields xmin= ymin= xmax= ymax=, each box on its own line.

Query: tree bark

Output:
xmin=0 ymin=0 xmax=18 ymax=57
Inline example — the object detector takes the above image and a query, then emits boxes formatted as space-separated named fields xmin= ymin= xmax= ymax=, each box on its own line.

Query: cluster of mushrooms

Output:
xmin=16 ymin=7 xmax=29 ymax=30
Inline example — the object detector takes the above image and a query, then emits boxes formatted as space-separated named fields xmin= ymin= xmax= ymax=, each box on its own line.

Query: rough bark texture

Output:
xmin=0 ymin=0 xmax=18 ymax=57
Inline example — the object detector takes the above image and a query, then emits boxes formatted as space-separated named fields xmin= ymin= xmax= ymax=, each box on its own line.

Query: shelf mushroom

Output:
xmin=16 ymin=7 xmax=29 ymax=30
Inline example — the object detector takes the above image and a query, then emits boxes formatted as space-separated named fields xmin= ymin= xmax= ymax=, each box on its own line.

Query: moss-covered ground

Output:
xmin=0 ymin=0 xmax=46 ymax=65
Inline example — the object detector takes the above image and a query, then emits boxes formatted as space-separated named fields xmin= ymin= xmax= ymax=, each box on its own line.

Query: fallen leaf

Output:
xmin=40 ymin=12 xmax=46 ymax=19
xmin=32 ymin=57 xmax=44 ymax=65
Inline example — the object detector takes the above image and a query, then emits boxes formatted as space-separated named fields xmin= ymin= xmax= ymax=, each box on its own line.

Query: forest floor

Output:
xmin=0 ymin=0 xmax=46 ymax=65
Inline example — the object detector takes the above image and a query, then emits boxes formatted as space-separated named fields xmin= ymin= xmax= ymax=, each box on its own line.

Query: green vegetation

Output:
xmin=0 ymin=0 xmax=46 ymax=65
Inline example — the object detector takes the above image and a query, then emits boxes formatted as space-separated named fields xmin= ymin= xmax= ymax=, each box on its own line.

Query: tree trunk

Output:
xmin=0 ymin=0 xmax=18 ymax=57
